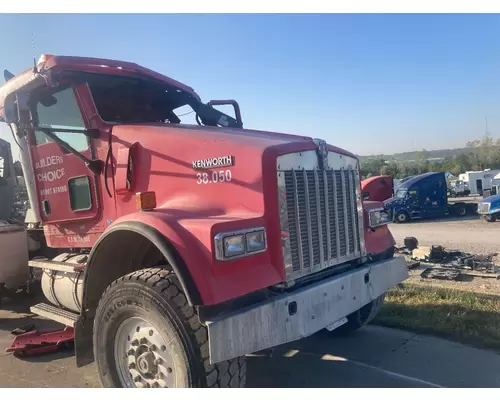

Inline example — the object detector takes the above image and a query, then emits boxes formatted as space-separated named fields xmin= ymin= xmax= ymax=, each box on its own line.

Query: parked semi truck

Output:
xmin=477 ymin=193 xmax=500 ymax=222
xmin=361 ymin=175 xmax=393 ymax=202
xmin=384 ymin=172 xmax=476 ymax=223
xmin=0 ymin=54 xmax=408 ymax=388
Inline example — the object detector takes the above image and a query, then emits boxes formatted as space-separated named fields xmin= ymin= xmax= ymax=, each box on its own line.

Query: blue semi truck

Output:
xmin=384 ymin=172 xmax=477 ymax=223
xmin=477 ymin=195 xmax=500 ymax=222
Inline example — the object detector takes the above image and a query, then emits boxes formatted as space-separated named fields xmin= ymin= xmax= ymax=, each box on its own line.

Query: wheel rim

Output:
xmin=397 ymin=213 xmax=406 ymax=222
xmin=114 ymin=316 xmax=176 ymax=388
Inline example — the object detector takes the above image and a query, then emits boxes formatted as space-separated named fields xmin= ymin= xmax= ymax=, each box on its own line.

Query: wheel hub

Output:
xmin=114 ymin=317 xmax=176 ymax=388
xmin=136 ymin=351 xmax=157 ymax=376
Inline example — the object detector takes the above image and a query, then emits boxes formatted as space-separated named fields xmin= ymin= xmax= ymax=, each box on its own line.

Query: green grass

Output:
xmin=373 ymin=283 xmax=500 ymax=352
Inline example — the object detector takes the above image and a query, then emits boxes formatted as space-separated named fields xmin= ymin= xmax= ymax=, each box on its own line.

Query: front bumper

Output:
xmin=207 ymin=256 xmax=408 ymax=363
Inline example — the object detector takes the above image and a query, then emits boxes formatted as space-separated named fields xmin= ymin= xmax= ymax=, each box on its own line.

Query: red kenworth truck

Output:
xmin=361 ymin=175 xmax=394 ymax=202
xmin=0 ymin=54 xmax=408 ymax=388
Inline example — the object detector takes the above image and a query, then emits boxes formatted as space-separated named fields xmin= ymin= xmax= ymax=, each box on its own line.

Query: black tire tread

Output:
xmin=96 ymin=267 xmax=246 ymax=388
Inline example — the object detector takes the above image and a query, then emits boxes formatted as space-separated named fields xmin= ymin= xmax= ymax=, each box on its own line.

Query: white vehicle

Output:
xmin=490 ymin=172 xmax=500 ymax=195
xmin=448 ymin=179 xmax=470 ymax=197
xmin=458 ymin=169 xmax=500 ymax=196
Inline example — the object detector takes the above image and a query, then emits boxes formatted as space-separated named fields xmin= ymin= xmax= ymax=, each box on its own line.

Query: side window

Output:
xmin=34 ymin=87 xmax=89 ymax=152
xmin=68 ymin=176 xmax=92 ymax=211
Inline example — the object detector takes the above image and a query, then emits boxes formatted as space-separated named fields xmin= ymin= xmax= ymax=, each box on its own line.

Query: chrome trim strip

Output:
xmin=315 ymin=170 xmax=325 ymax=270
xmin=303 ymin=169 xmax=313 ymax=273
xmin=292 ymin=170 xmax=304 ymax=274
xmin=323 ymin=170 xmax=332 ymax=262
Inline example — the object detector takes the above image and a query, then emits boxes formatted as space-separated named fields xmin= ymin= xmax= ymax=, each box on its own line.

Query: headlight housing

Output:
xmin=369 ymin=208 xmax=391 ymax=228
xmin=214 ymin=227 xmax=267 ymax=261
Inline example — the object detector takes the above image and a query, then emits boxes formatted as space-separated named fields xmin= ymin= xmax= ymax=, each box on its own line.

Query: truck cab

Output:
xmin=385 ymin=172 xmax=469 ymax=223
xmin=0 ymin=54 xmax=408 ymax=388
xmin=477 ymin=194 xmax=500 ymax=222
xmin=361 ymin=175 xmax=393 ymax=202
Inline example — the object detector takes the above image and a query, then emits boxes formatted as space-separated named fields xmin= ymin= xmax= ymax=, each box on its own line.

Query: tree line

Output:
xmin=360 ymin=135 xmax=500 ymax=180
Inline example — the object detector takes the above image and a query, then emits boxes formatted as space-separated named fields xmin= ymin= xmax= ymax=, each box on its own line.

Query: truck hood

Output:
xmin=480 ymin=194 xmax=500 ymax=204
xmin=383 ymin=197 xmax=403 ymax=208
xmin=112 ymin=123 xmax=358 ymax=160
xmin=110 ymin=123 xmax=359 ymax=217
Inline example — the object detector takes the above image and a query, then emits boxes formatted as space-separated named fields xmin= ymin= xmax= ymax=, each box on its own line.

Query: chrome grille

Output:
xmin=478 ymin=202 xmax=491 ymax=214
xmin=282 ymin=168 xmax=362 ymax=279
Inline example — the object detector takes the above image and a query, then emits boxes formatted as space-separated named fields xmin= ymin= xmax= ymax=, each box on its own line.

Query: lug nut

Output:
xmin=149 ymin=330 xmax=154 ymax=336
xmin=128 ymin=362 xmax=136 ymax=369
xmin=154 ymin=358 xmax=163 ymax=366
xmin=166 ymin=367 xmax=172 ymax=374
xmin=131 ymin=339 xmax=139 ymax=346
xmin=149 ymin=345 xmax=157 ymax=352
xmin=160 ymin=345 xmax=166 ymax=351
xmin=140 ymin=338 xmax=148 ymax=345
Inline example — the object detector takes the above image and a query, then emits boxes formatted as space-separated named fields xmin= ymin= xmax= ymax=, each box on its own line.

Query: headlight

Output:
xmin=223 ymin=235 xmax=246 ymax=258
xmin=369 ymin=208 xmax=391 ymax=228
xmin=214 ymin=227 xmax=267 ymax=261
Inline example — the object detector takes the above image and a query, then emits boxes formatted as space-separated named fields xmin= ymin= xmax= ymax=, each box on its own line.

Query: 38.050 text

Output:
xmin=196 ymin=170 xmax=232 ymax=185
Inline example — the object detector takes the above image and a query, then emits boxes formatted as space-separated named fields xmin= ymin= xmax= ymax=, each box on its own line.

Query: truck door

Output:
xmin=29 ymin=85 xmax=100 ymax=225
xmin=421 ymin=179 xmax=446 ymax=218
xmin=406 ymin=188 xmax=423 ymax=218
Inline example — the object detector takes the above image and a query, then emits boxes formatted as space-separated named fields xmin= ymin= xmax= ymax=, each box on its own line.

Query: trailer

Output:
xmin=458 ymin=169 xmax=500 ymax=196
xmin=384 ymin=172 xmax=477 ymax=223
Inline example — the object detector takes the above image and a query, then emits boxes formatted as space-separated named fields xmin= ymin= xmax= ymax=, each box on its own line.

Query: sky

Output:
xmin=0 ymin=13 xmax=500 ymax=156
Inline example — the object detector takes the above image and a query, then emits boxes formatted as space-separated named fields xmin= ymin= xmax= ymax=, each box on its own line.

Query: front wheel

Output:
xmin=93 ymin=268 xmax=246 ymax=388
xmin=485 ymin=214 xmax=497 ymax=222
xmin=395 ymin=211 xmax=409 ymax=223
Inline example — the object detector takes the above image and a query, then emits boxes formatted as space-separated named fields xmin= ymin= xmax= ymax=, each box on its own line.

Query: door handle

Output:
xmin=42 ymin=200 xmax=51 ymax=216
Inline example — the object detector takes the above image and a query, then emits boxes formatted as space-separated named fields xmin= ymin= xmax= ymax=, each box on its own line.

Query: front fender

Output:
xmin=85 ymin=210 xmax=215 ymax=306
xmin=86 ymin=209 xmax=280 ymax=307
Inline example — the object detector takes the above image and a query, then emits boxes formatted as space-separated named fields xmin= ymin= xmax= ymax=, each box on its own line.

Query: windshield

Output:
xmin=395 ymin=189 xmax=407 ymax=199
xmin=83 ymin=73 xmax=196 ymax=124
xmin=63 ymin=71 xmax=240 ymax=128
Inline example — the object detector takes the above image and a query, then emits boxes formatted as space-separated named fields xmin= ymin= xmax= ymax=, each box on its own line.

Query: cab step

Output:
xmin=28 ymin=259 xmax=85 ymax=273
xmin=30 ymin=303 xmax=79 ymax=327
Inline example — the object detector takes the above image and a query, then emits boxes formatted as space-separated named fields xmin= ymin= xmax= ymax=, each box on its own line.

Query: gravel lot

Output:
xmin=389 ymin=215 xmax=500 ymax=255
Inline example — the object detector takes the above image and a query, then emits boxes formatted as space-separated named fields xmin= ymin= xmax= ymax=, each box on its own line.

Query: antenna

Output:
xmin=31 ymin=31 xmax=38 ymax=74
xmin=485 ymin=116 xmax=489 ymax=136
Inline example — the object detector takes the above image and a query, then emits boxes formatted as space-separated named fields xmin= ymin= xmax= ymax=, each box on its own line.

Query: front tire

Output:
xmin=485 ymin=214 xmax=497 ymax=222
xmin=395 ymin=211 xmax=409 ymax=223
xmin=93 ymin=268 xmax=246 ymax=388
